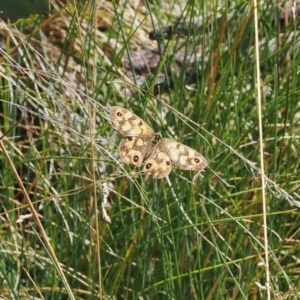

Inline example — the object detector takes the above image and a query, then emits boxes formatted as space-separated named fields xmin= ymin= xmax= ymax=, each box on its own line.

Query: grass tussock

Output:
xmin=1 ymin=0 xmax=300 ymax=299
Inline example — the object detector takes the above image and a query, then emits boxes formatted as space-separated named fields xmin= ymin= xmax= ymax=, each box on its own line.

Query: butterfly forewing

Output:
xmin=161 ymin=138 xmax=207 ymax=171
xmin=110 ymin=106 xmax=154 ymax=137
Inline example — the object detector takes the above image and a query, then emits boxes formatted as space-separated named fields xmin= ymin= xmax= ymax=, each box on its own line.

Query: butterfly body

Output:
xmin=110 ymin=106 xmax=207 ymax=178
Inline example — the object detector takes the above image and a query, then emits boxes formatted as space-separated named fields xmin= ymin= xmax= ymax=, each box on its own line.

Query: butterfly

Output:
xmin=110 ymin=106 xmax=207 ymax=178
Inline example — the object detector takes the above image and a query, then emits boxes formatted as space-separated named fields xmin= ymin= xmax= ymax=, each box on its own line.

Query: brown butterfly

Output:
xmin=110 ymin=106 xmax=207 ymax=178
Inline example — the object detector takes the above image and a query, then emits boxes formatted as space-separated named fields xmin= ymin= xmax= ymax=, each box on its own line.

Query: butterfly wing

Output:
xmin=110 ymin=106 xmax=154 ymax=137
xmin=118 ymin=136 xmax=153 ymax=167
xmin=143 ymin=143 xmax=172 ymax=178
xmin=161 ymin=138 xmax=207 ymax=171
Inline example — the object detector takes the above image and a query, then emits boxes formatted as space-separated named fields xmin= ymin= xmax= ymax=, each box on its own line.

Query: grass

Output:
xmin=1 ymin=0 xmax=300 ymax=299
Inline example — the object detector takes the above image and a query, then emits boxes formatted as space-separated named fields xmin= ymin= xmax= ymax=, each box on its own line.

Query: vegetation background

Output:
xmin=1 ymin=0 xmax=300 ymax=299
